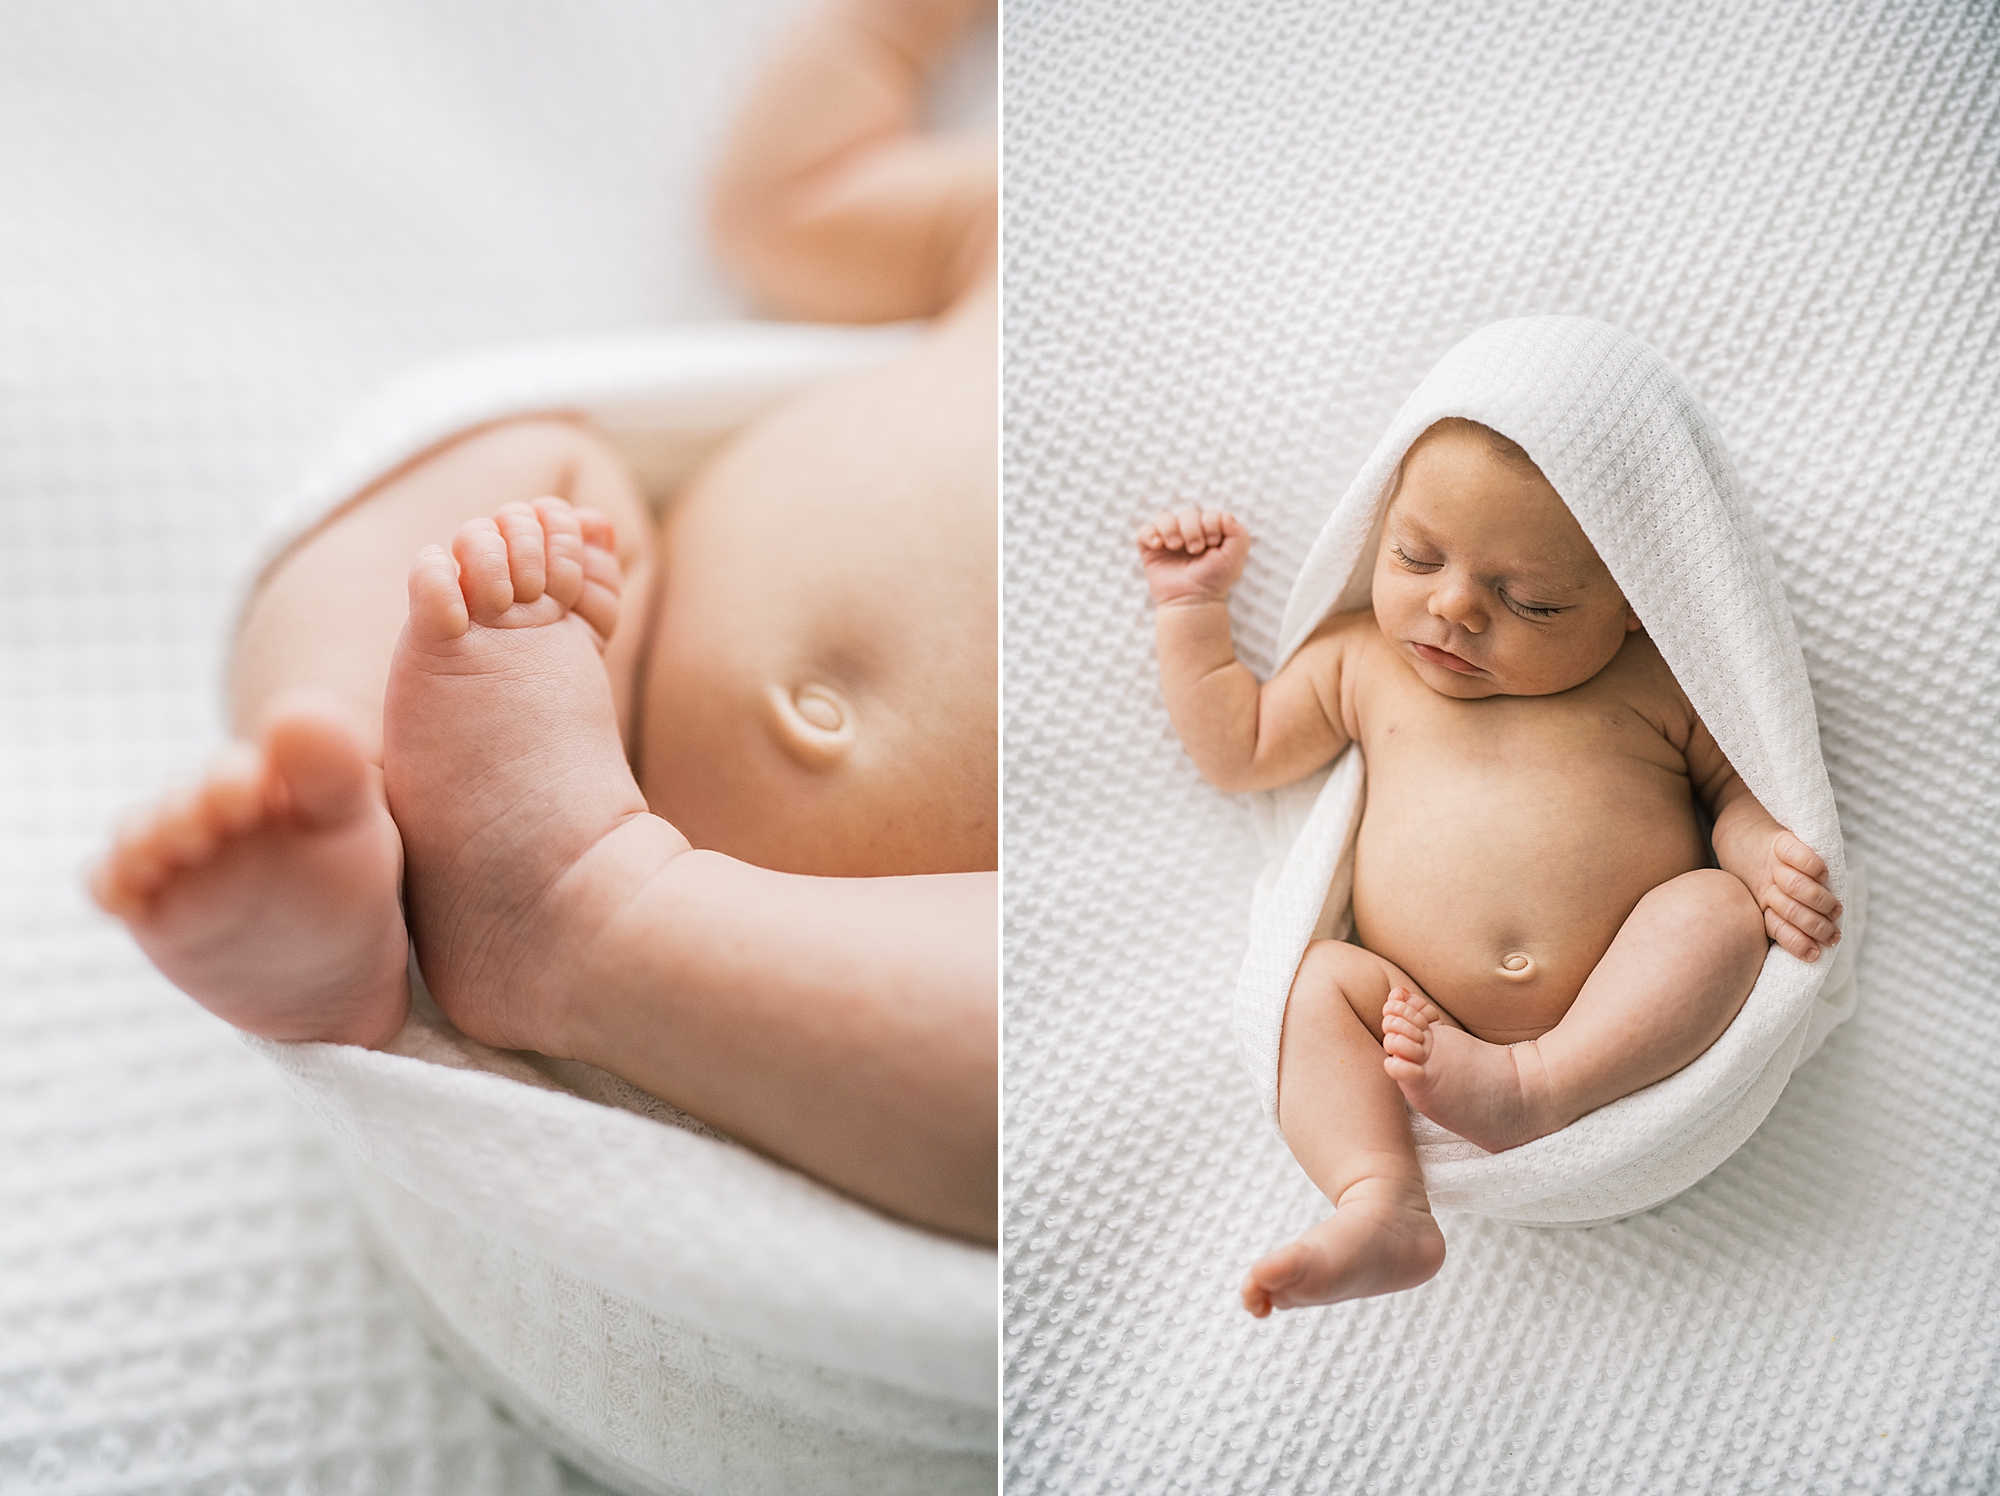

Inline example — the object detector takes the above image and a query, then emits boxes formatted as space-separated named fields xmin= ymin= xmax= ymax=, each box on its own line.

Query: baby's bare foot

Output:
xmin=1240 ymin=1179 xmax=1445 ymax=1316
xmin=1381 ymin=987 xmax=1564 ymax=1152
xmin=384 ymin=496 xmax=681 ymax=1054
xmin=89 ymin=695 xmax=409 ymax=1048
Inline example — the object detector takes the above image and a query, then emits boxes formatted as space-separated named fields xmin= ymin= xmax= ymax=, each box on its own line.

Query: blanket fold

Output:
xmin=1235 ymin=316 xmax=1865 ymax=1227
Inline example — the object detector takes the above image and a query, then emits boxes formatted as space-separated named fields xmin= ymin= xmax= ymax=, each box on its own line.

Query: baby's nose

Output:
xmin=1428 ymin=575 xmax=1486 ymax=632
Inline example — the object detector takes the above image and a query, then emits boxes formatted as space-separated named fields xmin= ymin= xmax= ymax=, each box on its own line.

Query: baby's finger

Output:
xmin=1770 ymin=887 xmax=1840 ymax=946
xmin=1776 ymin=833 xmax=1828 ymax=883
xmin=1765 ymin=907 xmax=1823 ymax=963
xmin=1136 ymin=520 xmax=1162 ymax=550
xmin=1781 ymin=866 xmax=1841 ymax=921
xmin=1200 ymin=509 xmax=1225 ymax=549
xmin=1176 ymin=507 xmax=1209 ymax=555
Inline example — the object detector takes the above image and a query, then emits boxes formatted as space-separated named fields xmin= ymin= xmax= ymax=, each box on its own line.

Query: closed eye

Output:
xmin=1389 ymin=544 xmax=1439 ymax=572
xmin=1501 ymin=592 xmax=1564 ymax=620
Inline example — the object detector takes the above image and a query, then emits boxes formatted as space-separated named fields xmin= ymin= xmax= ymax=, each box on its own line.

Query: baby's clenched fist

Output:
xmin=1137 ymin=506 xmax=1250 ymax=604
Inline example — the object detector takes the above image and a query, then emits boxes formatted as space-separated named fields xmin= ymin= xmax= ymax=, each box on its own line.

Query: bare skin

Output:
xmin=387 ymin=498 xmax=994 ymax=1238
xmin=92 ymin=0 xmax=997 ymax=1242
xmin=1138 ymin=419 xmax=1843 ymax=1313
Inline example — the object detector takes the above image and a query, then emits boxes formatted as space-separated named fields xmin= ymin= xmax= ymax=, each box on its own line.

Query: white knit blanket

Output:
xmin=1235 ymin=316 xmax=1864 ymax=1225
xmin=1003 ymin=1 xmax=2000 ymax=1491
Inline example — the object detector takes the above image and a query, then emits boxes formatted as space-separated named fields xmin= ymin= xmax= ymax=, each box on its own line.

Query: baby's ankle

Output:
xmin=1506 ymin=1039 xmax=1571 ymax=1135
xmin=1333 ymin=1168 xmax=1432 ymax=1218
xmin=507 ymin=811 xmax=694 ymax=1064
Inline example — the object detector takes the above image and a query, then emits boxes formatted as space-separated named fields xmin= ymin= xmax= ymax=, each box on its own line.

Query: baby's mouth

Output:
xmin=1411 ymin=640 xmax=1483 ymax=675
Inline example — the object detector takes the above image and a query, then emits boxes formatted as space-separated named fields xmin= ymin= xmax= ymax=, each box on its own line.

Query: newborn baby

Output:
xmin=1138 ymin=416 xmax=1843 ymax=1310
xmin=90 ymin=0 xmax=997 ymax=1242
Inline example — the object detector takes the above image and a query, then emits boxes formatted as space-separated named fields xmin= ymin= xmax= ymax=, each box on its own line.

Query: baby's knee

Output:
xmin=1288 ymin=939 xmax=1390 ymax=1027
xmin=1651 ymin=868 xmax=1765 ymax=963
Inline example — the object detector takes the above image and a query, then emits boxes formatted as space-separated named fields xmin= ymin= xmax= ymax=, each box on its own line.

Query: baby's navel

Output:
xmin=766 ymin=682 xmax=857 ymax=767
xmin=1496 ymin=952 xmax=1537 ymax=982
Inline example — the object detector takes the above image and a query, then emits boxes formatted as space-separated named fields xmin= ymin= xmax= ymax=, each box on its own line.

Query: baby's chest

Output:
xmin=1355 ymin=679 xmax=1690 ymax=808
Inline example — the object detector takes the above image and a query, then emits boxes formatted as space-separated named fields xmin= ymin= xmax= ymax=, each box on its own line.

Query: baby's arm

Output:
xmin=1138 ymin=507 xmax=1353 ymax=794
xmin=1686 ymin=719 xmax=1843 ymax=961
xmin=710 ymin=0 xmax=995 ymax=322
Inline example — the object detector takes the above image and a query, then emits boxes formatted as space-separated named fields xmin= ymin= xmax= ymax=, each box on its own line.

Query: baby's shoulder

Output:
xmin=1597 ymin=629 xmax=1698 ymax=736
xmin=1293 ymin=606 xmax=1381 ymax=667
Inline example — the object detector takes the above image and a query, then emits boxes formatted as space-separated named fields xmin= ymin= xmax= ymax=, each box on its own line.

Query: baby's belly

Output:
xmin=634 ymin=314 xmax=996 ymax=878
xmin=1351 ymin=760 xmax=1707 ymax=1041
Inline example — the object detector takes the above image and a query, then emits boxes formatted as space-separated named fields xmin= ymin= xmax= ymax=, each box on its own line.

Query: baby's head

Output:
xmin=1371 ymin=418 xmax=1639 ymax=699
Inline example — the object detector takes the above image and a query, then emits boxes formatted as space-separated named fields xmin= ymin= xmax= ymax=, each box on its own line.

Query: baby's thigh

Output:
xmin=1286 ymin=939 xmax=1429 ymax=1044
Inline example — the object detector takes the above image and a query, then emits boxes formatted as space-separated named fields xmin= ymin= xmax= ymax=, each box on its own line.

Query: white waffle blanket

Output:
xmin=1003 ymin=0 xmax=2000 ymax=1491
xmin=1236 ymin=316 xmax=1865 ymax=1225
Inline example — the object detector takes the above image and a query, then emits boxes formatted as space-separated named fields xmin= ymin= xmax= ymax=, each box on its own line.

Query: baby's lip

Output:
xmin=1411 ymin=640 xmax=1483 ymax=675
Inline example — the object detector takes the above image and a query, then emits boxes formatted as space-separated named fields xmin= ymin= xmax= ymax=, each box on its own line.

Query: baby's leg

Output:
xmin=387 ymin=499 xmax=995 ymax=1242
xmin=1383 ymin=869 xmax=1766 ymax=1152
xmin=1242 ymin=940 xmax=1446 ymax=1317
xmin=710 ymin=0 xmax=995 ymax=322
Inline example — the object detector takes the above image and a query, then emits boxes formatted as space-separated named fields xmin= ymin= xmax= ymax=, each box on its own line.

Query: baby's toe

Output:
xmin=571 ymin=532 xmax=623 ymax=645
xmin=452 ymin=518 xmax=516 ymax=626
xmin=534 ymin=497 xmax=586 ymax=609
xmin=493 ymin=502 xmax=548 ymax=605
xmin=197 ymin=744 xmax=268 ymax=837
xmin=575 ymin=506 xmax=617 ymax=556
xmin=106 ymin=813 xmax=169 ymax=896
xmin=153 ymin=788 xmax=221 ymax=866
xmin=405 ymin=544 xmax=471 ymax=645
xmin=1381 ymin=1009 xmax=1426 ymax=1044
xmin=1382 ymin=1030 xmax=1426 ymax=1066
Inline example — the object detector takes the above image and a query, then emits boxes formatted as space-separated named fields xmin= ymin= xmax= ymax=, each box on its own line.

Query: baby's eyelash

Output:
xmin=1502 ymin=593 xmax=1563 ymax=620
xmin=1389 ymin=545 xmax=1438 ymax=571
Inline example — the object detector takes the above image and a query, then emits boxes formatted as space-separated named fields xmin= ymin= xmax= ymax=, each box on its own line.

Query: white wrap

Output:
xmin=1235 ymin=317 xmax=1865 ymax=1226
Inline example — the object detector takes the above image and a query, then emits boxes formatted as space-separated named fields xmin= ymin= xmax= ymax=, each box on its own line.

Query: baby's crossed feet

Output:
xmin=1380 ymin=987 xmax=1564 ymax=1153
xmin=90 ymin=694 xmax=410 ymax=1048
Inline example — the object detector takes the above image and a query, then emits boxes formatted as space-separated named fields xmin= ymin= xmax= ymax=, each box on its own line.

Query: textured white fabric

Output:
xmin=242 ymin=325 xmax=995 ymax=1495
xmin=1003 ymin=0 xmax=2000 ymax=1491
xmin=1235 ymin=316 xmax=1866 ymax=1224
xmin=0 ymin=3 xmax=970 ymax=1493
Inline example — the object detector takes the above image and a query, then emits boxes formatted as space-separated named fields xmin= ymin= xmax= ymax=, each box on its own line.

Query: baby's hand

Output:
xmin=1137 ymin=507 xmax=1249 ymax=604
xmin=1750 ymin=830 xmax=1843 ymax=963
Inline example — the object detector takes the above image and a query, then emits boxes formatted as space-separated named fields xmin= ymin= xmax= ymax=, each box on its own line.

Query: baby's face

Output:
xmin=1371 ymin=421 xmax=1638 ymax=699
